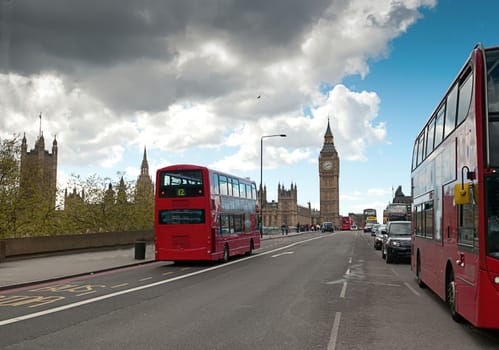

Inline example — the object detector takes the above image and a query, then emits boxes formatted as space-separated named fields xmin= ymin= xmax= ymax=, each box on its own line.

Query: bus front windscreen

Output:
xmin=364 ymin=209 xmax=376 ymax=217
xmin=158 ymin=169 xmax=204 ymax=198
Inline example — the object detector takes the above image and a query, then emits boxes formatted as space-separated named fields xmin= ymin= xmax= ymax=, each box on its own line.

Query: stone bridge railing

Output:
xmin=0 ymin=230 xmax=154 ymax=261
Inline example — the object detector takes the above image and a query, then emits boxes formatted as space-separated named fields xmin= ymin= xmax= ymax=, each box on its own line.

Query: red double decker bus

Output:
xmin=154 ymin=164 xmax=260 ymax=262
xmin=340 ymin=216 xmax=351 ymax=230
xmin=411 ymin=44 xmax=499 ymax=328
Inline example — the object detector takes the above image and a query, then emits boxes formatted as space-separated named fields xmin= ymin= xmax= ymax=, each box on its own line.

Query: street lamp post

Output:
xmin=260 ymin=134 xmax=287 ymax=238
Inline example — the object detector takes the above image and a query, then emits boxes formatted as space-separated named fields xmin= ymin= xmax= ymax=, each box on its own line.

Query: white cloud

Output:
xmin=367 ymin=187 xmax=393 ymax=196
xmin=1 ymin=0 xmax=436 ymax=196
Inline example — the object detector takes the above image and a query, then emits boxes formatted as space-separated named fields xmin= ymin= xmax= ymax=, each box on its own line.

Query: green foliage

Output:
xmin=61 ymin=173 xmax=154 ymax=234
xmin=0 ymin=135 xmax=154 ymax=238
xmin=0 ymin=136 xmax=21 ymax=238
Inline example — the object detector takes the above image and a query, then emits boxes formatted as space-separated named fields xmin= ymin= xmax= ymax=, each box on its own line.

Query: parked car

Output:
xmin=363 ymin=219 xmax=378 ymax=233
xmin=381 ymin=221 xmax=411 ymax=263
xmin=373 ymin=224 xmax=386 ymax=250
xmin=321 ymin=222 xmax=334 ymax=233
xmin=371 ymin=223 xmax=381 ymax=237
xmin=351 ymin=224 xmax=358 ymax=230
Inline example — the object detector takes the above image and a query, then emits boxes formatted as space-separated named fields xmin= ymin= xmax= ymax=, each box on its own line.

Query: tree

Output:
xmin=0 ymin=136 xmax=21 ymax=238
xmin=0 ymin=134 xmax=155 ymax=237
xmin=61 ymin=174 xmax=153 ymax=233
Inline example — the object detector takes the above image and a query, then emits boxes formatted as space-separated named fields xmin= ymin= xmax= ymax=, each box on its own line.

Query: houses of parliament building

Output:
xmin=21 ymin=120 xmax=341 ymax=228
xmin=20 ymin=129 xmax=154 ymax=209
xmin=259 ymin=120 xmax=340 ymax=229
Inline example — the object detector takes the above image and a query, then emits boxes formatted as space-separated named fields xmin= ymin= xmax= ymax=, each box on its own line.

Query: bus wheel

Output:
xmin=416 ymin=254 xmax=426 ymax=288
xmin=246 ymin=240 xmax=254 ymax=256
xmin=446 ymin=269 xmax=463 ymax=323
xmin=222 ymin=244 xmax=229 ymax=263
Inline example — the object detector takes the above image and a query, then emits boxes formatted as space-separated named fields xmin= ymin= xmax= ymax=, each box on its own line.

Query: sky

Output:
xmin=1 ymin=0 xmax=498 ymax=222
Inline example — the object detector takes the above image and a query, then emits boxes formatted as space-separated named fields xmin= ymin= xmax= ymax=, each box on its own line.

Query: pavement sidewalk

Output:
xmin=0 ymin=244 xmax=156 ymax=290
xmin=0 ymin=233 xmax=305 ymax=290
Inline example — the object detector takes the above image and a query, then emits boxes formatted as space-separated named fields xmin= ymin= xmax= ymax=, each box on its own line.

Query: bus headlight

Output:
xmin=494 ymin=276 xmax=499 ymax=284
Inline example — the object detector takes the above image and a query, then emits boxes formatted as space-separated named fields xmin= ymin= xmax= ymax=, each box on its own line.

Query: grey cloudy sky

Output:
xmin=0 ymin=0 xmax=435 ymax=213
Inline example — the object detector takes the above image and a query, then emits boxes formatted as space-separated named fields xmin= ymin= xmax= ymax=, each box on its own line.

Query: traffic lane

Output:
xmin=0 ymin=261 xmax=177 ymax=318
xmin=0 ymin=233 xmax=318 ymax=318
xmin=340 ymin=232 xmax=499 ymax=349
xmin=4 ymin=230 xmax=499 ymax=349
xmin=0 ymin=234 xmax=346 ymax=349
xmin=0 ymin=235 xmax=331 ymax=335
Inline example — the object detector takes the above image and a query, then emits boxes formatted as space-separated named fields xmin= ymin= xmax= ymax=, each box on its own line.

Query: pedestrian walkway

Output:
xmin=0 ymin=233 xmax=306 ymax=290
xmin=0 ymin=244 xmax=155 ymax=290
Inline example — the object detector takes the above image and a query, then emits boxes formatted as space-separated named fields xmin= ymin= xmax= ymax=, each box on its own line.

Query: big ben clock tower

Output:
xmin=319 ymin=119 xmax=340 ymax=227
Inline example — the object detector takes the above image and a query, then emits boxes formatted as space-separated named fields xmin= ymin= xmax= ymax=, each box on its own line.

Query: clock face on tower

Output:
xmin=322 ymin=160 xmax=333 ymax=170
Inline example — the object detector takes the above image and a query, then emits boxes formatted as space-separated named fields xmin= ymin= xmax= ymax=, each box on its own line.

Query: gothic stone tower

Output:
xmin=319 ymin=119 xmax=339 ymax=227
xmin=277 ymin=183 xmax=298 ymax=227
xmin=20 ymin=132 xmax=58 ymax=208
xmin=135 ymin=146 xmax=154 ymax=203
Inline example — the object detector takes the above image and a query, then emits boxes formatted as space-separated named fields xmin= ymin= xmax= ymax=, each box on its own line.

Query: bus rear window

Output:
xmin=159 ymin=209 xmax=205 ymax=224
xmin=158 ymin=170 xmax=204 ymax=198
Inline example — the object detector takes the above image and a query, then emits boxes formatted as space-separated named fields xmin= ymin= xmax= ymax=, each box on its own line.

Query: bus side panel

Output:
xmin=455 ymin=252 xmax=480 ymax=325
xmin=226 ymin=233 xmax=259 ymax=256
xmin=212 ymin=200 xmax=260 ymax=258
xmin=415 ymin=237 xmax=446 ymax=300
xmin=213 ymin=230 xmax=260 ymax=258
xmin=454 ymin=111 xmax=480 ymax=324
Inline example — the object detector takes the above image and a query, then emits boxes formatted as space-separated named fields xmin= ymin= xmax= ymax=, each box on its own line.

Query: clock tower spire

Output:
xmin=319 ymin=118 xmax=340 ymax=227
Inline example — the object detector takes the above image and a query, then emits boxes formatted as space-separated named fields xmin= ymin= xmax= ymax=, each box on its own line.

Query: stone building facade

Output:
xmin=20 ymin=132 xmax=58 ymax=208
xmin=258 ymin=120 xmax=338 ymax=231
xmin=135 ymin=146 xmax=154 ymax=203
xmin=260 ymin=183 xmax=320 ymax=231
xmin=319 ymin=119 xmax=340 ymax=227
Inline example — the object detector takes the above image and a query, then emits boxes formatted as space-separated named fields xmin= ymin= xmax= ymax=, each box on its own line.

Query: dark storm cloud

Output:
xmin=2 ymin=0 xmax=180 ymax=74
xmin=207 ymin=0 xmax=333 ymax=59
xmin=1 ymin=0 xmax=331 ymax=74
xmin=0 ymin=0 xmax=334 ymax=113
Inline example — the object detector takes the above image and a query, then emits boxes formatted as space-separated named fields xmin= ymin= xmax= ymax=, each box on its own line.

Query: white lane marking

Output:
xmin=271 ymin=251 xmax=294 ymax=258
xmin=325 ymin=278 xmax=346 ymax=285
xmin=0 ymin=234 xmax=331 ymax=327
xmin=363 ymin=281 xmax=401 ymax=287
xmin=327 ymin=312 xmax=342 ymax=350
xmin=404 ymin=282 xmax=421 ymax=297
xmin=340 ymin=281 xmax=347 ymax=298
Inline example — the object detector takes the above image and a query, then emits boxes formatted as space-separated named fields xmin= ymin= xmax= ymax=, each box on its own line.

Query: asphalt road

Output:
xmin=1 ymin=231 xmax=499 ymax=349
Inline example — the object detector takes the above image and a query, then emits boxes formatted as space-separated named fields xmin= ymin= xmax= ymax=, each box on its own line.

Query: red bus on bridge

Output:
xmin=154 ymin=164 xmax=260 ymax=262
xmin=340 ymin=216 xmax=352 ymax=230
xmin=411 ymin=44 xmax=499 ymax=328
